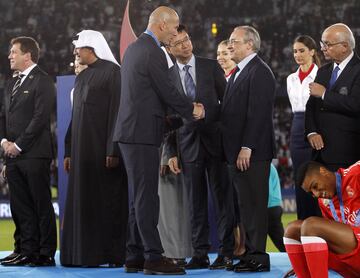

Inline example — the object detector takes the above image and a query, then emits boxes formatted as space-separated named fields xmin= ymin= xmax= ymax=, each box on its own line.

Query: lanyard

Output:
xmin=329 ymin=173 xmax=360 ymax=226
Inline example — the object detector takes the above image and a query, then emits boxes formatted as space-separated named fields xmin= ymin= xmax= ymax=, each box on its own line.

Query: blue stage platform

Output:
xmin=0 ymin=251 xmax=342 ymax=277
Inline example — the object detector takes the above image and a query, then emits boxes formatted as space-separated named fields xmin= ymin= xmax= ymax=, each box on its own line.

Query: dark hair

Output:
xmin=10 ymin=36 xmax=40 ymax=63
xmin=293 ymin=35 xmax=321 ymax=67
xmin=177 ymin=24 xmax=188 ymax=33
xmin=296 ymin=161 xmax=327 ymax=188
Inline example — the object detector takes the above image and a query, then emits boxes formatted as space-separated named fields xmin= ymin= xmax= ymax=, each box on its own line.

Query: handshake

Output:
xmin=193 ymin=102 xmax=205 ymax=120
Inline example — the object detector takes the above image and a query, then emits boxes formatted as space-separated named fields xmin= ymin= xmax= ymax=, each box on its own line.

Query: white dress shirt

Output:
xmin=286 ymin=64 xmax=318 ymax=113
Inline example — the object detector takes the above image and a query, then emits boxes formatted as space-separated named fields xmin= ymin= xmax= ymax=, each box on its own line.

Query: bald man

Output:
xmin=113 ymin=6 xmax=204 ymax=275
xmin=305 ymin=23 xmax=360 ymax=172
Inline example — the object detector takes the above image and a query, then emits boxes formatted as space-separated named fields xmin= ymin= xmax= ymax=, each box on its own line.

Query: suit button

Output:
xmin=320 ymin=108 xmax=324 ymax=111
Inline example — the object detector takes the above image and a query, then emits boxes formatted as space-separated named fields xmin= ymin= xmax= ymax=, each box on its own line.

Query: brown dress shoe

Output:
xmin=209 ymin=255 xmax=233 ymax=270
xmin=144 ymin=257 xmax=185 ymax=275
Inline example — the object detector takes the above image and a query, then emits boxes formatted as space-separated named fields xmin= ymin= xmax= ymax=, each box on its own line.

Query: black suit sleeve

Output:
xmin=148 ymin=50 xmax=193 ymax=120
xmin=305 ymin=96 xmax=318 ymax=135
xmin=243 ymin=66 xmax=275 ymax=150
xmin=162 ymin=130 xmax=177 ymax=160
xmin=15 ymin=75 xmax=55 ymax=152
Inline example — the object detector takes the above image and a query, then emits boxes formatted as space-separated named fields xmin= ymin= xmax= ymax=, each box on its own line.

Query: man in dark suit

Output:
xmin=113 ymin=6 xmax=204 ymax=275
xmin=165 ymin=25 xmax=234 ymax=270
xmin=221 ymin=26 xmax=276 ymax=272
xmin=306 ymin=23 xmax=360 ymax=171
xmin=0 ymin=36 xmax=56 ymax=266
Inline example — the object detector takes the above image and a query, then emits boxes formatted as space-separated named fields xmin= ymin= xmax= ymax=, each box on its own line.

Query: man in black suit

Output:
xmin=113 ymin=6 xmax=204 ymax=275
xmin=221 ymin=26 xmax=276 ymax=272
xmin=306 ymin=23 xmax=360 ymax=171
xmin=0 ymin=37 xmax=56 ymax=266
xmin=165 ymin=25 xmax=234 ymax=270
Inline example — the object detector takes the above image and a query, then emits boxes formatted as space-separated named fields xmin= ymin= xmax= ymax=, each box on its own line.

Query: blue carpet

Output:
xmin=0 ymin=251 xmax=342 ymax=277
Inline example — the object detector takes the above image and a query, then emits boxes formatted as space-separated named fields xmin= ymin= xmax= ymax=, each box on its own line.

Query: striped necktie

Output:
xmin=11 ymin=74 xmax=25 ymax=98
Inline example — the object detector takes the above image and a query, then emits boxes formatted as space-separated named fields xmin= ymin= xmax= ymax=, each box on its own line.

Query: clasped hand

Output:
xmin=193 ymin=103 xmax=205 ymax=120
xmin=2 ymin=141 xmax=20 ymax=158
xmin=309 ymin=82 xmax=326 ymax=98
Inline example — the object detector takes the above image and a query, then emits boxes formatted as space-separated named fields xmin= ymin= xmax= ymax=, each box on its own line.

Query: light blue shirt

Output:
xmin=268 ymin=164 xmax=282 ymax=208
xmin=234 ymin=52 xmax=257 ymax=82
xmin=144 ymin=29 xmax=161 ymax=47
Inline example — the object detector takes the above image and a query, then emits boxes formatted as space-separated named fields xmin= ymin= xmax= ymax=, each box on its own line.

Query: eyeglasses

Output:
xmin=170 ymin=36 xmax=191 ymax=48
xmin=320 ymin=40 xmax=346 ymax=49
xmin=228 ymin=39 xmax=245 ymax=45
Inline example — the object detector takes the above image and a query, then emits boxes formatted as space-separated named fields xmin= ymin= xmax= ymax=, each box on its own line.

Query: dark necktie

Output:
xmin=184 ymin=65 xmax=196 ymax=101
xmin=11 ymin=74 xmax=25 ymax=101
xmin=228 ymin=66 xmax=240 ymax=89
xmin=328 ymin=65 xmax=340 ymax=89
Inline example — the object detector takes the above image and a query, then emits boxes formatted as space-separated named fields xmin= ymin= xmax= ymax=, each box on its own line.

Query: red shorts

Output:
xmin=328 ymin=226 xmax=360 ymax=278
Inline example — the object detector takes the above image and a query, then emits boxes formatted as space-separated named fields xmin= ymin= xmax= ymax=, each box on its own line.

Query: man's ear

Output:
xmin=159 ymin=20 xmax=166 ymax=31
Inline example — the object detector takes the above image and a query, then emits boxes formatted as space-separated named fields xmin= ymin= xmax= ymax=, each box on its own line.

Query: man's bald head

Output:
xmin=146 ymin=6 xmax=180 ymax=46
xmin=321 ymin=23 xmax=355 ymax=63
xmin=148 ymin=6 xmax=179 ymax=26
xmin=323 ymin=23 xmax=355 ymax=50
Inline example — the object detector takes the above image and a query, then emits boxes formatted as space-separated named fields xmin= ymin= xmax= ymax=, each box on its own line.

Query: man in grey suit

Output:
xmin=113 ymin=6 xmax=204 ymax=275
xmin=165 ymin=25 xmax=235 ymax=270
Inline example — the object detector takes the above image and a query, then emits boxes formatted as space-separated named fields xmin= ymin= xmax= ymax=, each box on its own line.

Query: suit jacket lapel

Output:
xmin=222 ymin=65 xmax=250 ymax=109
xmin=332 ymin=55 xmax=359 ymax=88
xmin=171 ymin=64 xmax=186 ymax=97
xmin=194 ymin=56 xmax=202 ymax=101
xmin=10 ymin=66 xmax=38 ymax=107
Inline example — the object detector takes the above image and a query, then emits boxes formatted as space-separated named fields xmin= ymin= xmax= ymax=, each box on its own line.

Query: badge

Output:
xmin=346 ymin=185 xmax=354 ymax=198
xmin=23 ymin=91 xmax=29 ymax=94
xmin=339 ymin=87 xmax=348 ymax=95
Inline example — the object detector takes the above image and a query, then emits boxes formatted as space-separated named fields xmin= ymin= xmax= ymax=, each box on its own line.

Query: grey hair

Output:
xmin=234 ymin=25 xmax=261 ymax=52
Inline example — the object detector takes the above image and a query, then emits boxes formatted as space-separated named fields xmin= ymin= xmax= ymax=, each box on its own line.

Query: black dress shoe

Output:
xmin=29 ymin=255 xmax=56 ymax=267
xmin=185 ymin=256 xmax=209 ymax=269
xmin=124 ymin=258 xmax=145 ymax=273
xmin=143 ymin=257 xmax=185 ymax=275
xmin=233 ymin=259 xmax=270 ymax=272
xmin=170 ymin=258 xmax=187 ymax=267
xmin=0 ymin=252 xmax=20 ymax=263
xmin=209 ymin=255 xmax=233 ymax=270
xmin=1 ymin=255 xmax=36 ymax=266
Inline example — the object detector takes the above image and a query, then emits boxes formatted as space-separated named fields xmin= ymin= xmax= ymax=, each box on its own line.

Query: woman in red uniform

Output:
xmin=284 ymin=161 xmax=360 ymax=278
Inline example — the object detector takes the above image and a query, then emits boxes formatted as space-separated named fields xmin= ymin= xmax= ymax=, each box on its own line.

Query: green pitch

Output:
xmin=0 ymin=214 xmax=296 ymax=252
xmin=0 ymin=219 xmax=60 ymax=251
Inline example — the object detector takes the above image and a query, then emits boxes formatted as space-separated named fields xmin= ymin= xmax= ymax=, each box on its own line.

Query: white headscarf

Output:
xmin=72 ymin=30 xmax=120 ymax=66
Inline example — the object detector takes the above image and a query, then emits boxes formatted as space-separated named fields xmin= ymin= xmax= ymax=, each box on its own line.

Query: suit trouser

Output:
xmin=6 ymin=158 xmax=57 ymax=257
xmin=119 ymin=143 xmax=164 ymax=261
xmin=228 ymin=161 xmax=270 ymax=266
xmin=182 ymin=150 xmax=234 ymax=257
